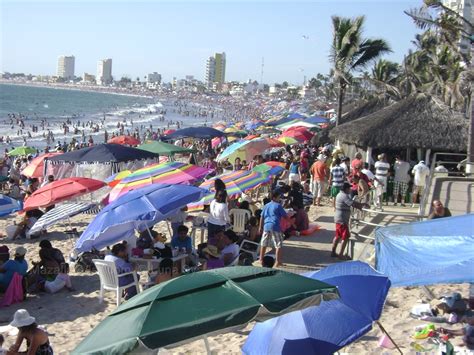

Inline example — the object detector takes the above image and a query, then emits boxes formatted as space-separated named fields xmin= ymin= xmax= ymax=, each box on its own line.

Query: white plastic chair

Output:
xmin=93 ymin=259 xmax=140 ymax=307
xmin=229 ymin=209 xmax=251 ymax=234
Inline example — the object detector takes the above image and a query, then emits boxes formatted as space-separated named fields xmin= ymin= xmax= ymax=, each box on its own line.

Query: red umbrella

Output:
xmin=281 ymin=128 xmax=313 ymax=142
xmin=21 ymin=153 xmax=61 ymax=178
xmin=107 ymin=135 xmax=140 ymax=146
xmin=24 ymin=177 xmax=105 ymax=211
xmin=244 ymin=134 xmax=260 ymax=140
xmin=163 ymin=129 xmax=176 ymax=135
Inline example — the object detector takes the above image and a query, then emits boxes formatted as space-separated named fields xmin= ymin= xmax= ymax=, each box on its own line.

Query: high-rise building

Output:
xmin=57 ymin=55 xmax=75 ymax=80
xmin=442 ymin=0 xmax=473 ymax=55
xmin=147 ymin=72 xmax=162 ymax=84
xmin=205 ymin=52 xmax=226 ymax=86
xmin=97 ymin=59 xmax=113 ymax=85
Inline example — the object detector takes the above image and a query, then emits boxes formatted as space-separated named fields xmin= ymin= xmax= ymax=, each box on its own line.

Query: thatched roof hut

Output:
xmin=330 ymin=93 xmax=468 ymax=151
xmin=341 ymin=96 xmax=393 ymax=124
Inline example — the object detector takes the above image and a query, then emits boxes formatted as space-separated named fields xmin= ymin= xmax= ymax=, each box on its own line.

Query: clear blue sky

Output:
xmin=1 ymin=0 xmax=421 ymax=84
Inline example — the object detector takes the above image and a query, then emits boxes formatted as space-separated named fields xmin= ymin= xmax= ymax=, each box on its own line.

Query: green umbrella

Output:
xmin=7 ymin=146 xmax=36 ymax=156
xmin=137 ymin=141 xmax=194 ymax=156
xmin=73 ymin=266 xmax=338 ymax=354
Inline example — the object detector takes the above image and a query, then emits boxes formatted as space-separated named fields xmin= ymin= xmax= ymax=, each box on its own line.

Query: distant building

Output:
xmin=206 ymin=52 xmax=226 ymax=87
xmin=442 ymin=0 xmax=473 ymax=55
xmin=97 ymin=59 xmax=112 ymax=85
xmin=57 ymin=55 xmax=75 ymax=80
xmin=147 ymin=72 xmax=162 ymax=84
xmin=82 ymin=73 xmax=96 ymax=84
xmin=185 ymin=75 xmax=194 ymax=81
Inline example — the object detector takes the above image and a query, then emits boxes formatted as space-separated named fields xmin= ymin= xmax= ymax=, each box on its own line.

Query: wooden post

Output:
xmin=377 ymin=321 xmax=403 ymax=354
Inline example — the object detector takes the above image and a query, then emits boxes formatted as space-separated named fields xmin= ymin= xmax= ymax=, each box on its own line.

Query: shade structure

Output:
xmin=245 ymin=120 xmax=264 ymax=130
xmin=277 ymin=136 xmax=299 ymax=145
xmin=75 ymin=184 xmax=206 ymax=252
xmin=244 ymin=134 xmax=260 ymax=140
xmin=217 ymin=138 xmax=284 ymax=163
xmin=287 ymin=112 xmax=306 ymax=119
xmin=137 ymin=141 xmax=194 ymax=156
xmin=277 ymin=120 xmax=318 ymax=130
xmin=48 ymin=144 xmax=158 ymax=163
xmin=29 ymin=202 xmax=95 ymax=235
xmin=375 ymin=214 xmax=474 ymax=286
xmin=23 ymin=178 xmax=105 ymax=211
xmin=267 ymin=116 xmax=295 ymax=127
xmin=224 ymin=127 xmax=248 ymax=137
xmin=109 ymin=162 xmax=210 ymax=202
xmin=211 ymin=136 xmax=227 ymax=148
xmin=0 ymin=194 xmax=22 ymax=217
xmin=107 ymin=135 xmax=140 ymax=146
xmin=163 ymin=129 xmax=176 ymax=135
xmin=305 ymin=116 xmax=329 ymax=124
xmin=253 ymin=162 xmax=285 ymax=177
xmin=7 ymin=146 xmax=36 ymax=157
xmin=21 ymin=153 xmax=61 ymax=178
xmin=243 ymin=261 xmax=391 ymax=355
xmin=104 ymin=170 xmax=132 ymax=188
xmin=72 ymin=266 xmax=339 ymax=354
xmin=281 ymin=128 xmax=313 ymax=142
xmin=164 ymin=126 xmax=225 ymax=139
xmin=187 ymin=170 xmax=270 ymax=211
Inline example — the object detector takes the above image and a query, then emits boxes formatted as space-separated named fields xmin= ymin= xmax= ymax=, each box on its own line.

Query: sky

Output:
xmin=1 ymin=0 xmax=422 ymax=84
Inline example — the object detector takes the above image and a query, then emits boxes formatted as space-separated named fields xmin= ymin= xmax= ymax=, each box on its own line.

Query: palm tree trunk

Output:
xmin=336 ymin=80 xmax=345 ymax=127
xmin=467 ymin=86 xmax=474 ymax=174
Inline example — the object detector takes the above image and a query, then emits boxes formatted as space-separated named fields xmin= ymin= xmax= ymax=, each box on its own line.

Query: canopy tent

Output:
xmin=45 ymin=144 xmax=159 ymax=182
xmin=375 ymin=214 xmax=474 ymax=287
xmin=137 ymin=141 xmax=195 ymax=156
xmin=163 ymin=126 xmax=225 ymax=139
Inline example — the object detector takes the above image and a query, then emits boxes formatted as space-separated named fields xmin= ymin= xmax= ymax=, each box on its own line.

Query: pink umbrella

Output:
xmin=212 ymin=137 xmax=226 ymax=148
xmin=21 ymin=153 xmax=61 ymax=178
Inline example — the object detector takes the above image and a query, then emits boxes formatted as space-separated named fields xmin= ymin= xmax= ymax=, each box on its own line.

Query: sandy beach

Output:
xmin=0 ymin=202 xmax=469 ymax=354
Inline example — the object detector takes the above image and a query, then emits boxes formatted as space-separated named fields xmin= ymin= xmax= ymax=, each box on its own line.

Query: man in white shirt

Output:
xmin=411 ymin=160 xmax=430 ymax=207
xmin=393 ymin=156 xmax=411 ymax=206
xmin=374 ymin=153 xmax=390 ymax=210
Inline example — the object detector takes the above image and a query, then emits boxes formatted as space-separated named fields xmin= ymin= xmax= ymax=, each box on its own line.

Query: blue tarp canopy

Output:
xmin=375 ymin=214 xmax=474 ymax=287
xmin=163 ymin=126 xmax=225 ymax=139
xmin=48 ymin=144 xmax=159 ymax=163
xmin=305 ymin=116 xmax=328 ymax=124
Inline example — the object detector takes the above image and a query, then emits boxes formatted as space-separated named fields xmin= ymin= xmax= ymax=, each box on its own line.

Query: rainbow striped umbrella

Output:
xmin=188 ymin=170 xmax=270 ymax=211
xmin=109 ymin=162 xmax=210 ymax=202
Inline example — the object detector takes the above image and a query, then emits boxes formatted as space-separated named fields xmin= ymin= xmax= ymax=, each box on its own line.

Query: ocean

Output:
xmin=0 ymin=83 xmax=211 ymax=149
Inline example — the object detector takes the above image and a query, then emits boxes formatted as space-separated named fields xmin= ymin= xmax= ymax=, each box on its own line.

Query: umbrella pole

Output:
xmin=202 ymin=336 xmax=211 ymax=355
xmin=376 ymin=321 xmax=403 ymax=354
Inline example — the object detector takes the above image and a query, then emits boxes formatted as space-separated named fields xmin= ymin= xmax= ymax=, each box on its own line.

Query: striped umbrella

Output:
xmin=188 ymin=170 xmax=270 ymax=211
xmin=253 ymin=162 xmax=286 ymax=176
xmin=21 ymin=152 xmax=61 ymax=178
xmin=109 ymin=162 xmax=210 ymax=202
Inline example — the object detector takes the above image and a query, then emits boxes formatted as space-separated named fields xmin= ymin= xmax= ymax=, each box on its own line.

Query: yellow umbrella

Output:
xmin=277 ymin=136 xmax=299 ymax=145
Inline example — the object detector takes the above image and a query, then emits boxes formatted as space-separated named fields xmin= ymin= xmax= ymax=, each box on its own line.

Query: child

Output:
xmin=170 ymin=225 xmax=192 ymax=254
xmin=247 ymin=216 xmax=260 ymax=242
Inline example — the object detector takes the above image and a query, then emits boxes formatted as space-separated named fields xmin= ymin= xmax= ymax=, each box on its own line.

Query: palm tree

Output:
xmin=330 ymin=16 xmax=391 ymax=126
xmin=371 ymin=59 xmax=400 ymax=98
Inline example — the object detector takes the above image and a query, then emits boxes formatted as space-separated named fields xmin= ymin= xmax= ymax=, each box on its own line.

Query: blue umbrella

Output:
xmin=0 ymin=194 xmax=22 ymax=217
xmin=287 ymin=112 xmax=306 ymax=119
xmin=164 ymin=126 xmax=225 ymax=139
xmin=305 ymin=116 xmax=328 ymax=124
xmin=75 ymin=184 xmax=206 ymax=252
xmin=243 ymin=261 xmax=392 ymax=355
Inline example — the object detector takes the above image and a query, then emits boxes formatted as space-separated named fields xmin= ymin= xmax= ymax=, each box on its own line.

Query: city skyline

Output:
xmin=2 ymin=1 xmax=421 ymax=84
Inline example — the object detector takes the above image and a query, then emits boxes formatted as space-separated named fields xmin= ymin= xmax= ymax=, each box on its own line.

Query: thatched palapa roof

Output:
xmin=330 ymin=93 xmax=469 ymax=151
xmin=341 ymin=96 xmax=393 ymax=124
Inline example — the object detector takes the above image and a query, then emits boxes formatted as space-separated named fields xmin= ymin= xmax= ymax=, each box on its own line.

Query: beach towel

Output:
xmin=0 ymin=273 xmax=24 ymax=307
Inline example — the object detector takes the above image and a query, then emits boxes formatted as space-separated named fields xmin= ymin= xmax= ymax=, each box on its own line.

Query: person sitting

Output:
xmin=104 ymin=243 xmax=138 ymax=300
xmin=11 ymin=210 xmax=43 ymax=240
xmin=136 ymin=228 xmax=158 ymax=250
xmin=37 ymin=240 xmax=66 ymax=279
xmin=262 ymin=255 xmax=275 ymax=268
xmin=246 ymin=216 xmax=260 ymax=242
xmin=8 ymin=309 xmax=53 ymax=355
xmin=155 ymin=258 xmax=175 ymax=284
xmin=0 ymin=247 xmax=28 ymax=292
xmin=170 ymin=225 xmax=192 ymax=254
xmin=6 ymin=178 xmax=22 ymax=200
xmin=220 ymin=230 xmax=240 ymax=266
xmin=202 ymin=245 xmax=224 ymax=270
xmin=428 ymin=200 xmax=452 ymax=219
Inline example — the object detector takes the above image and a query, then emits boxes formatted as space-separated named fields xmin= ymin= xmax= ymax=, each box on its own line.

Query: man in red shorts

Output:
xmin=331 ymin=182 xmax=368 ymax=259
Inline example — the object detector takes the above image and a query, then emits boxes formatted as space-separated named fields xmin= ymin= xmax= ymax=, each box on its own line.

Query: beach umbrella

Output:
xmin=107 ymin=135 xmax=140 ymax=146
xmin=163 ymin=129 xmax=176 ymax=135
xmin=23 ymin=178 xmax=105 ymax=211
xmin=75 ymin=184 xmax=206 ymax=252
xmin=245 ymin=120 xmax=264 ymax=130
xmin=287 ymin=112 xmax=307 ymax=119
xmin=104 ymin=170 xmax=132 ymax=187
xmin=281 ymin=128 xmax=313 ymax=142
xmin=187 ymin=170 xmax=270 ymax=211
xmin=211 ymin=136 xmax=226 ymax=148
xmin=137 ymin=141 xmax=194 ymax=156
xmin=109 ymin=162 xmax=210 ymax=202
xmin=164 ymin=127 xmax=225 ymax=139
xmin=217 ymin=138 xmax=283 ymax=163
xmin=0 ymin=194 xmax=22 ymax=217
xmin=243 ymin=261 xmax=393 ymax=355
xmin=305 ymin=116 xmax=328 ymax=124
xmin=244 ymin=134 xmax=260 ymax=140
xmin=72 ymin=266 xmax=339 ymax=354
xmin=277 ymin=120 xmax=318 ymax=130
xmin=21 ymin=153 xmax=61 ymax=178
xmin=253 ymin=162 xmax=286 ymax=177
xmin=7 ymin=146 xmax=36 ymax=157
xmin=277 ymin=136 xmax=299 ymax=145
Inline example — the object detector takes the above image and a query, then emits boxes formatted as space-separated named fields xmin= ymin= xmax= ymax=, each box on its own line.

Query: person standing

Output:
xmin=351 ymin=152 xmax=363 ymax=173
xmin=259 ymin=191 xmax=287 ymax=267
xmin=310 ymin=154 xmax=328 ymax=206
xmin=288 ymin=157 xmax=301 ymax=184
xmin=331 ymin=183 xmax=368 ymax=259
xmin=207 ymin=189 xmax=230 ymax=246
xmin=393 ymin=155 xmax=411 ymax=206
xmin=411 ymin=160 xmax=430 ymax=207
xmin=328 ymin=157 xmax=346 ymax=209
xmin=374 ymin=154 xmax=390 ymax=210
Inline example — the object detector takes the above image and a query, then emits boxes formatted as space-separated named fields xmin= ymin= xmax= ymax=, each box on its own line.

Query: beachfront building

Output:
xmin=57 ymin=55 xmax=75 ymax=80
xmin=82 ymin=73 xmax=96 ymax=84
xmin=147 ymin=72 xmax=162 ymax=84
xmin=206 ymin=52 xmax=226 ymax=87
xmin=97 ymin=59 xmax=113 ymax=86
xmin=442 ymin=0 xmax=473 ymax=55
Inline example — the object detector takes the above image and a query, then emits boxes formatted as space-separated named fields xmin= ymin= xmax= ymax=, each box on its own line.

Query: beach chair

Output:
xmin=93 ymin=259 xmax=140 ymax=307
xmin=239 ymin=239 xmax=260 ymax=262
xmin=229 ymin=209 xmax=251 ymax=235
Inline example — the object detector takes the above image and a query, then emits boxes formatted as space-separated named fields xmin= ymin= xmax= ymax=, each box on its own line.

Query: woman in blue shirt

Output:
xmin=0 ymin=247 xmax=28 ymax=291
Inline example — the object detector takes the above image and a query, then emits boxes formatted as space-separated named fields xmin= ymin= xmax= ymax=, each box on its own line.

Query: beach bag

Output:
xmin=44 ymin=274 xmax=67 ymax=293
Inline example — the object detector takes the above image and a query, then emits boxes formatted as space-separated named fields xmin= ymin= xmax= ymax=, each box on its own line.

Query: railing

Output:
xmin=419 ymin=152 xmax=469 ymax=217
